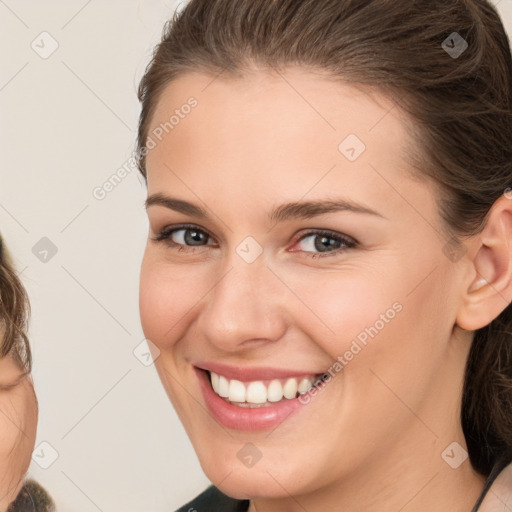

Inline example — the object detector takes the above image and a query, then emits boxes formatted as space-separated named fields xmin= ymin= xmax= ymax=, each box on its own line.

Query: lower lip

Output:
xmin=195 ymin=367 xmax=308 ymax=431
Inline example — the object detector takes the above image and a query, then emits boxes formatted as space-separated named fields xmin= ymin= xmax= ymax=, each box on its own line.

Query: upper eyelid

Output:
xmin=296 ymin=229 xmax=356 ymax=243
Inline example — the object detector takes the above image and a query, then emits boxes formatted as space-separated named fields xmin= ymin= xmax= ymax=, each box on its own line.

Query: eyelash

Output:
xmin=152 ymin=224 xmax=357 ymax=259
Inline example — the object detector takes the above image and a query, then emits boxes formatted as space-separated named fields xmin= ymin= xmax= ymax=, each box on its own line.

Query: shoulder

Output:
xmin=477 ymin=461 xmax=512 ymax=512
xmin=175 ymin=485 xmax=250 ymax=512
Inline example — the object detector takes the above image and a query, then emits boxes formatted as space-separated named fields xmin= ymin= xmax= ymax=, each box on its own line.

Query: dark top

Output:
xmin=176 ymin=486 xmax=249 ymax=512
xmin=176 ymin=459 xmax=509 ymax=512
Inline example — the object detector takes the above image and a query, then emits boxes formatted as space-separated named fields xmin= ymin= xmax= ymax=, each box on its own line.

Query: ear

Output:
xmin=456 ymin=194 xmax=512 ymax=331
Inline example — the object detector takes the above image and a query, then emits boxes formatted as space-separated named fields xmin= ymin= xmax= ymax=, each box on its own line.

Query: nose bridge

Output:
xmin=200 ymin=252 xmax=287 ymax=349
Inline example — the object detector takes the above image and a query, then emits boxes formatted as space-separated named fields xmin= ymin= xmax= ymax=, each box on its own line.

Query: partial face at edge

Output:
xmin=0 ymin=355 xmax=37 ymax=511
xmin=139 ymin=68 xmax=471 ymax=499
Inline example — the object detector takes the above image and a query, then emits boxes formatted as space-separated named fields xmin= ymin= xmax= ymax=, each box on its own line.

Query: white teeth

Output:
xmin=283 ymin=378 xmax=298 ymax=399
xmin=228 ymin=379 xmax=246 ymax=402
xmin=209 ymin=371 xmax=316 ymax=405
xmin=267 ymin=380 xmax=284 ymax=402
xmin=298 ymin=377 xmax=313 ymax=394
xmin=211 ymin=372 xmax=219 ymax=392
xmin=217 ymin=375 xmax=229 ymax=398
xmin=246 ymin=381 xmax=267 ymax=404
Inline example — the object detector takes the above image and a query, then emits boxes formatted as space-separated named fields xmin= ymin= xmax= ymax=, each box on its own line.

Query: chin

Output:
xmin=212 ymin=472 xmax=292 ymax=501
xmin=194 ymin=444 xmax=310 ymax=501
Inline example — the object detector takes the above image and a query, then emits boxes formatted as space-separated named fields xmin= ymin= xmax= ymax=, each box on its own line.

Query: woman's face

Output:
xmin=0 ymin=355 xmax=37 ymax=511
xmin=140 ymin=68 xmax=473 ymax=499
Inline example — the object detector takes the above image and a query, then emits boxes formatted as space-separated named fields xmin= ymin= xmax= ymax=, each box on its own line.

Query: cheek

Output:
xmin=287 ymin=264 xmax=446 ymax=391
xmin=0 ymin=388 xmax=37 ymax=498
xmin=329 ymin=265 xmax=456 ymax=418
xmin=0 ymin=404 xmax=21 ymax=461
xmin=139 ymin=256 xmax=209 ymax=348
xmin=285 ymin=270 xmax=401 ymax=356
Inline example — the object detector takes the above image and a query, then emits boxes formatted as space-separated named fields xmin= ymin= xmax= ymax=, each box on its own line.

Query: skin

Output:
xmin=139 ymin=67 xmax=512 ymax=512
xmin=0 ymin=355 xmax=37 ymax=512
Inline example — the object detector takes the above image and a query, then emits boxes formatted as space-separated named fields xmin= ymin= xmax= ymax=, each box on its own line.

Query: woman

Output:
xmin=0 ymin=234 xmax=55 ymax=512
xmin=136 ymin=0 xmax=512 ymax=510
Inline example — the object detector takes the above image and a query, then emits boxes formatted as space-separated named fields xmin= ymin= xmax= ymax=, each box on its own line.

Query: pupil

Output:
xmin=185 ymin=229 xmax=206 ymax=246
xmin=315 ymin=235 xmax=338 ymax=252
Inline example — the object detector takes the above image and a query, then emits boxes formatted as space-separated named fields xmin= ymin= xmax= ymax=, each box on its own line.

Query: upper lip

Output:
xmin=195 ymin=362 xmax=324 ymax=382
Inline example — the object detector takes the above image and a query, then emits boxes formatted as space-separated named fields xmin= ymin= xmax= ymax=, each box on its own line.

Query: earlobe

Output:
xmin=456 ymin=195 xmax=512 ymax=331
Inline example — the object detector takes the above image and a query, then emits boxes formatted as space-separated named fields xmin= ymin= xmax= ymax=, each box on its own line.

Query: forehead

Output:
xmin=145 ymin=68 xmax=435 ymax=223
xmin=147 ymin=67 xmax=406 ymax=154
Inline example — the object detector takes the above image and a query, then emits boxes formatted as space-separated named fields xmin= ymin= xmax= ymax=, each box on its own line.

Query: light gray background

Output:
xmin=1 ymin=1 xmax=511 ymax=511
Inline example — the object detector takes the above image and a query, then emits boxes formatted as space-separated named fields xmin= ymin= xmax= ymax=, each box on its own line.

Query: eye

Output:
xmin=0 ymin=375 xmax=25 ymax=392
xmin=152 ymin=225 xmax=356 ymax=258
xmin=152 ymin=224 xmax=216 ymax=251
xmin=292 ymin=230 xmax=356 ymax=258
xmin=0 ymin=383 xmax=17 ymax=392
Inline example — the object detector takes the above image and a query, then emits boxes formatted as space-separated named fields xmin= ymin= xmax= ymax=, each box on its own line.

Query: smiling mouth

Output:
xmin=206 ymin=370 xmax=325 ymax=408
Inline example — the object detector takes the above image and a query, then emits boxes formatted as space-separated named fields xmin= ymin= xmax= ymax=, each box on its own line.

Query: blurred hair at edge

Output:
xmin=0 ymin=234 xmax=32 ymax=370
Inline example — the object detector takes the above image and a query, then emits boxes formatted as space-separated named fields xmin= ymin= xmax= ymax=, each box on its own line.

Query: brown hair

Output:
xmin=0 ymin=233 xmax=32 ymax=372
xmin=136 ymin=0 xmax=512 ymax=475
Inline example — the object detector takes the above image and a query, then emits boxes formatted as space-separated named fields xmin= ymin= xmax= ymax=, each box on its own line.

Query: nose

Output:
xmin=197 ymin=253 xmax=288 ymax=353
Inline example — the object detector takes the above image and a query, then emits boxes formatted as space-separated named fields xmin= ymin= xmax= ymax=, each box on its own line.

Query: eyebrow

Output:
xmin=145 ymin=193 xmax=386 ymax=222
